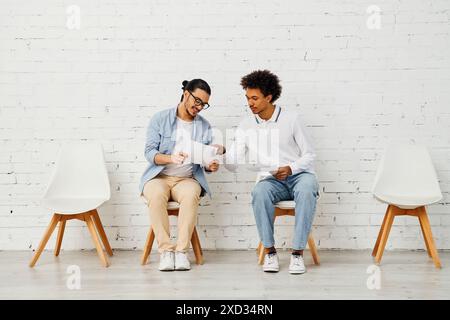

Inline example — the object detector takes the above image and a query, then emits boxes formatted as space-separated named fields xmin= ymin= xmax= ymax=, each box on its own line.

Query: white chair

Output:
xmin=371 ymin=144 xmax=443 ymax=268
xmin=29 ymin=142 xmax=113 ymax=268
xmin=140 ymin=198 xmax=203 ymax=265
xmin=254 ymin=173 xmax=320 ymax=265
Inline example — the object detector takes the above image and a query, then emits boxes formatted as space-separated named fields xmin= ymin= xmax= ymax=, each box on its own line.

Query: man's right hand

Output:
xmin=170 ymin=151 xmax=188 ymax=164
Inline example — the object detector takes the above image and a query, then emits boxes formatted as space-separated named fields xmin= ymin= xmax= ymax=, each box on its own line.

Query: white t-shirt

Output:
xmin=161 ymin=117 xmax=194 ymax=177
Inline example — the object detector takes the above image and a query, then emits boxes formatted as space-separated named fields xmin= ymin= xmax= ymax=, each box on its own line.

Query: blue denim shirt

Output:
xmin=139 ymin=107 xmax=213 ymax=197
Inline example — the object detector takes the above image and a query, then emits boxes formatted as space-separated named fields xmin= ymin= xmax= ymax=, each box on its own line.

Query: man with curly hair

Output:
xmin=225 ymin=70 xmax=319 ymax=274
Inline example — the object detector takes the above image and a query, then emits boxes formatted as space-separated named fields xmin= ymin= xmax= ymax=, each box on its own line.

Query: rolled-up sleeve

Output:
xmin=144 ymin=113 xmax=161 ymax=165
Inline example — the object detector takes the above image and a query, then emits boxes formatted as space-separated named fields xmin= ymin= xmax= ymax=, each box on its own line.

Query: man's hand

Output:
xmin=206 ymin=159 xmax=220 ymax=172
xmin=170 ymin=151 xmax=188 ymax=164
xmin=211 ymin=144 xmax=226 ymax=155
xmin=273 ymin=166 xmax=292 ymax=180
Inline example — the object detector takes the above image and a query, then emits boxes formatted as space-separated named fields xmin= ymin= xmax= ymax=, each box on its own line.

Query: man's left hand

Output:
xmin=274 ymin=166 xmax=292 ymax=180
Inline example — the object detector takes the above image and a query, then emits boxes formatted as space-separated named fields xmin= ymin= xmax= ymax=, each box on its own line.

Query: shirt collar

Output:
xmin=255 ymin=105 xmax=282 ymax=124
xmin=172 ymin=106 xmax=196 ymax=125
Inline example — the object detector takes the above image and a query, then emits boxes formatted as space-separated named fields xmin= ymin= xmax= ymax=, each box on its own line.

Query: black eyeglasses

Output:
xmin=188 ymin=91 xmax=210 ymax=110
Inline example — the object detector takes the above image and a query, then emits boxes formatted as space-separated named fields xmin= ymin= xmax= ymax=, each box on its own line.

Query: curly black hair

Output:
xmin=240 ymin=70 xmax=282 ymax=103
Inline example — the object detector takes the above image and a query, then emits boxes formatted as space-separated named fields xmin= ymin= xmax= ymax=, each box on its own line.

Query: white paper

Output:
xmin=257 ymin=169 xmax=279 ymax=178
xmin=256 ymin=171 xmax=273 ymax=181
xmin=244 ymin=164 xmax=278 ymax=172
xmin=180 ymin=140 xmax=222 ymax=165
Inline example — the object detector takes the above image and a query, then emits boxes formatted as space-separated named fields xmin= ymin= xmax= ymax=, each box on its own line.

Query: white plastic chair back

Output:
xmin=372 ymin=144 xmax=442 ymax=209
xmin=42 ymin=142 xmax=111 ymax=214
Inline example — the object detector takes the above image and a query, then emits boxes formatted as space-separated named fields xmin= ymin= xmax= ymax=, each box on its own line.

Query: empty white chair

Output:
xmin=371 ymin=144 xmax=442 ymax=268
xmin=29 ymin=142 xmax=113 ymax=268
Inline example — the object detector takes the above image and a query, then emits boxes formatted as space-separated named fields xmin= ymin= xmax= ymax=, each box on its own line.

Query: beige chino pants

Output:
xmin=142 ymin=175 xmax=201 ymax=253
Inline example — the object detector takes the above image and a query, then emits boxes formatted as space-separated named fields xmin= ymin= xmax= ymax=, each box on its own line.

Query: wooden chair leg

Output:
xmin=418 ymin=209 xmax=432 ymax=258
xmin=84 ymin=213 xmax=110 ymax=268
xmin=141 ymin=227 xmax=155 ymax=265
xmin=258 ymin=242 xmax=265 ymax=265
xmin=417 ymin=207 xmax=441 ymax=268
xmin=256 ymin=242 xmax=262 ymax=255
xmin=372 ymin=205 xmax=390 ymax=257
xmin=191 ymin=227 xmax=204 ymax=265
xmin=375 ymin=205 xmax=396 ymax=264
xmin=29 ymin=214 xmax=61 ymax=267
xmin=307 ymin=234 xmax=320 ymax=265
xmin=91 ymin=210 xmax=113 ymax=257
xmin=54 ymin=217 xmax=66 ymax=257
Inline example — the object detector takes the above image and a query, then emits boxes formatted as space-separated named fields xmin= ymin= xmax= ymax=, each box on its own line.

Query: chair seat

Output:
xmin=275 ymin=200 xmax=296 ymax=209
xmin=373 ymin=193 xmax=442 ymax=209
xmin=42 ymin=197 xmax=108 ymax=214
xmin=140 ymin=196 xmax=180 ymax=211
xmin=167 ymin=201 xmax=180 ymax=210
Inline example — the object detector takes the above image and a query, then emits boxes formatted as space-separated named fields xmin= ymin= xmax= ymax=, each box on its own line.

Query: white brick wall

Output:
xmin=1 ymin=0 xmax=449 ymax=251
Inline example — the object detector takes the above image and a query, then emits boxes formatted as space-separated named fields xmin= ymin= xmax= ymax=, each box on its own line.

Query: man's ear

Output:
xmin=265 ymin=94 xmax=273 ymax=103
xmin=182 ymin=90 xmax=189 ymax=102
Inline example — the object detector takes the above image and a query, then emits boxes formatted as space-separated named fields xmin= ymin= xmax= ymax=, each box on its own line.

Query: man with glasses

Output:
xmin=140 ymin=79 xmax=223 ymax=271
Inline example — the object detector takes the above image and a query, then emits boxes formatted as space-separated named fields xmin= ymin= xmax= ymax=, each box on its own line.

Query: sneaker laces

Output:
xmin=267 ymin=253 xmax=277 ymax=265
xmin=175 ymin=252 xmax=186 ymax=260
xmin=292 ymin=255 xmax=303 ymax=266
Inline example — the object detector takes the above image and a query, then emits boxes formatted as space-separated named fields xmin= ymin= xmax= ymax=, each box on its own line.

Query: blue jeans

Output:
xmin=251 ymin=172 xmax=319 ymax=250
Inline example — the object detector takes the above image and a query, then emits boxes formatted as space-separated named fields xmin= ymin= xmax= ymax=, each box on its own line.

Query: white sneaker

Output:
xmin=289 ymin=254 xmax=306 ymax=274
xmin=175 ymin=251 xmax=191 ymax=271
xmin=263 ymin=252 xmax=279 ymax=272
xmin=158 ymin=251 xmax=175 ymax=271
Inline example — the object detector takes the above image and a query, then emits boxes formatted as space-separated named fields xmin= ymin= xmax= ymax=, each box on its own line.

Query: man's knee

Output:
xmin=293 ymin=175 xmax=318 ymax=200
xmin=144 ymin=180 xmax=169 ymax=204
xmin=178 ymin=193 xmax=200 ymax=205
xmin=176 ymin=183 xmax=201 ymax=204
xmin=251 ymin=181 xmax=273 ymax=201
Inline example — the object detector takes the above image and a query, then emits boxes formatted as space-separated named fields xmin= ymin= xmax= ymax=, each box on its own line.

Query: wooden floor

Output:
xmin=0 ymin=250 xmax=449 ymax=299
